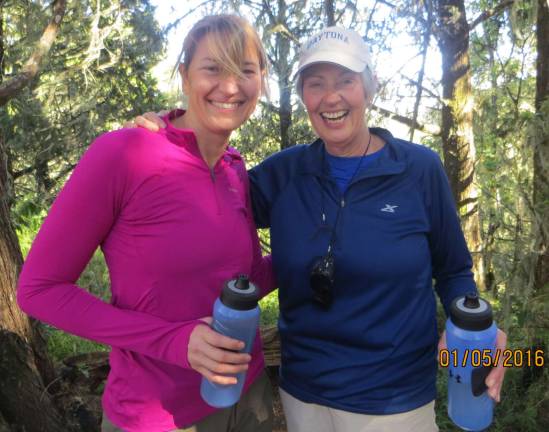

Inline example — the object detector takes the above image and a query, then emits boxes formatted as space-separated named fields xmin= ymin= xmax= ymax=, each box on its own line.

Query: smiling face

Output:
xmin=302 ymin=63 xmax=370 ymax=155
xmin=180 ymin=34 xmax=263 ymax=139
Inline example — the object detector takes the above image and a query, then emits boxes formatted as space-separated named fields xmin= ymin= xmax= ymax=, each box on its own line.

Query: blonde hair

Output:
xmin=175 ymin=15 xmax=269 ymax=95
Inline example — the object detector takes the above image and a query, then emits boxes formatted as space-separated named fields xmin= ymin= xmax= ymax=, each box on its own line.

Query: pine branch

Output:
xmin=0 ymin=0 xmax=66 ymax=106
xmin=469 ymin=0 xmax=514 ymax=31
xmin=401 ymin=75 xmax=442 ymax=103
xmin=377 ymin=0 xmax=396 ymax=7
xmin=164 ymin=0 xmax=217 ymax=33
xmin=371 ymin=104 xmax=441 ymax=136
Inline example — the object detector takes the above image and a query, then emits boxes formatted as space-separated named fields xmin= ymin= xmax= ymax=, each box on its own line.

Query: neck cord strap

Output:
xmin=323 ymin=132 xmax=373 ymax=254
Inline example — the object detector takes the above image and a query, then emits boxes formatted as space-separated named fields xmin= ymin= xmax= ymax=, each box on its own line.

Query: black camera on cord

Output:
xmin=310 ymin=252 xmax=335 ymax=308
xmin=309 ymin=134 xmax=372 ymax=308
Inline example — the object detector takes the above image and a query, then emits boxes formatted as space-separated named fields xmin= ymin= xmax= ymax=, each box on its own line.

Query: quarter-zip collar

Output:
xmin=161 ymin=109 xmax=243 ymax=166
xmin=298 ymin=127 xmax=406 ymax=183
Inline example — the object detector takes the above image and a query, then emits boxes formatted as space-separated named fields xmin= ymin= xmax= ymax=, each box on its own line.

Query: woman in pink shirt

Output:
xmin=17 ymin=15 xmax=275 ymax=432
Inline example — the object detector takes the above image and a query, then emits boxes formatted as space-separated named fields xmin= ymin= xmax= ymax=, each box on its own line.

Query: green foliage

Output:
xmin=77 ymin=250 xmax=111 ymax=300
xmin=232 ymin=107 xmax=282 ymax=165
xmin=435 ymin=363 xmax=549 ymax=432
xmin=259 ymin=290 xmax=279 ymax=326
xmin=492 ymin=366 xmax=549 ymax=432
xmin=3 ymin=0 xmax=168 ymax=205
xmin=14 ymin=200 xmax=46 ymax=257
xmin=15 ymin=198 xmax=111 ymax=362
xmin=46 ymin=327 xmax=109 ymax=364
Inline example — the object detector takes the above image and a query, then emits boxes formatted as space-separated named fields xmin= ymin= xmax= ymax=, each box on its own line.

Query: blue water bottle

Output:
xmin=446 ymin=292 xmax=498 ymax=431
xmin=200 ymin=275 xmax=260 ymax=408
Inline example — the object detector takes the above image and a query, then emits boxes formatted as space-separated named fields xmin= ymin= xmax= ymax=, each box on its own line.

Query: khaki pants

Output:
xmin=102 ymin=371 xmax=273 ymax=432
xmin=280 ymin=388 xmax=438 ymax=432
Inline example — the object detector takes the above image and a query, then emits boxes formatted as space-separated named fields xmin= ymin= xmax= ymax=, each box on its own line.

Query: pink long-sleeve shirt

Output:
xmin=17 ymin=115 xmax=274 ymax=431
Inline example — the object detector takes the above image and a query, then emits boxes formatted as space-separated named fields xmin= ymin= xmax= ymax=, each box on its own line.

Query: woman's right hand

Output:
xmin=188 ymin=317 xmax=251 ymax=385
xmin=123 ymin=111 xmax=168 ymax=131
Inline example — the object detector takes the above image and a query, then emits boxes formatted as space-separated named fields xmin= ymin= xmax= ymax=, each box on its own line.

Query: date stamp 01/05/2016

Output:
xmin=439 ymin=348 xmax=546 ymax=368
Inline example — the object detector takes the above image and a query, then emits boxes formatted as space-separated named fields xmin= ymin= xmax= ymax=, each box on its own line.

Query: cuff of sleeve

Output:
xmin=440 ymin=285 xmax=477 ymax=316
xmin=170 ymin=320 xmax=210 ymax=369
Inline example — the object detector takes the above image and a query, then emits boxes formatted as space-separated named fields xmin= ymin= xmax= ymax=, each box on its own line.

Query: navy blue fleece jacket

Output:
xmin=249 ymin=128 xmax=476 ymax=414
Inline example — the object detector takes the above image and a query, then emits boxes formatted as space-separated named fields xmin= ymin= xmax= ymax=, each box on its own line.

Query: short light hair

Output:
xmin=296 ymin=65 xmax=378 ymax=105
xmin=175 ymin=15 xmax=269 ymax=95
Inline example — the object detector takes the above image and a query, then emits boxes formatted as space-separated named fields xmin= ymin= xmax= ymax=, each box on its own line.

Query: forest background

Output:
xmin=0 ymin=0 xmax=547 ymax=431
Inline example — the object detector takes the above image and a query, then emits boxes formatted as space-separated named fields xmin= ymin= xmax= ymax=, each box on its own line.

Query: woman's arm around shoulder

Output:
xmin=248 ymin=144 xmax=306 ymax=229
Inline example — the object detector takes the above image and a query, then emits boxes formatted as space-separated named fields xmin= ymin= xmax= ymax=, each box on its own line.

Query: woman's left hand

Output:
xmin=123 ymin=111 xmax=168 ymax=130
xmin=438 ymin=328 xmax=508 ymax=402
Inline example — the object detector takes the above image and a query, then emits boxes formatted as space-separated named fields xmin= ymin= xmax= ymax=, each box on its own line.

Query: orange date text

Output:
xmin=439 ymin=349 xmax=545 ymax=368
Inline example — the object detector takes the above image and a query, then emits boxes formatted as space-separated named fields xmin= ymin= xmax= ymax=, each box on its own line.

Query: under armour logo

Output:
xmin=381 ymin=204 xmax=398 ymax=213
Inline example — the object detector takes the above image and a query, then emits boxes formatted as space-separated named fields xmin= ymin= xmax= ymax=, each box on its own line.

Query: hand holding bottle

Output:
xmin=200 ymin=275 xmax=261 ymax=408
xmin=188 ymin=317 xmax=251 ymax=386
xmin=439 ymin=327 xmax=508 ymax=402
xmin=442 ymin=293 xmax=507 ymax=431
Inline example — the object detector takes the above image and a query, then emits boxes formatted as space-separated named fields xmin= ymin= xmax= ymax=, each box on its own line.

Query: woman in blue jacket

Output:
xmin=130 ymin=26 xmax=506 ymax=432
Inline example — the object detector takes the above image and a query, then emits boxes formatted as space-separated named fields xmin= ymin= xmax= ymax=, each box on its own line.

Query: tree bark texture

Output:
xmin=534 ymin=0 xmax=549 ymax=293
xmin=435 ymin=0 xmax=485 ymax=290
xmin=0 ymin=136 xmax=26 ymax=336
xmin=0 ymin=136 xmax=55 ymax=383
xmin=0 ymin=330 xmax=66 ymax=431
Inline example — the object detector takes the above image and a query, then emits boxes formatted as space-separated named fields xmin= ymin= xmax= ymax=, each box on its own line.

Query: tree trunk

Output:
xmin=0 ymin=330 xmax=66 ymax=431
xmin=0 ymin=137 xmax=65 ymax=431
xmin=276 ymin=0 xmax=292 ymax=150
xmin=0 ymin=0 xmax=4 ymax=84
xmin=0 ymin=135 xmax=55 ymax=379
xmin=324 ymin=0 xmax=335 ymax=26
xmin=0 ymin=1 xmax=68 ymax=428
xmin=533 ymin=0 xmax=549 ymax=294
xmin=435 ymin=0 xmax=486 ymax=290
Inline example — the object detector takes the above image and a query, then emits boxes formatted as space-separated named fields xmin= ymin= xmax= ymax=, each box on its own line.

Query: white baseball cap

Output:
xmin=296 ymin=26 xmax=373 ymax=75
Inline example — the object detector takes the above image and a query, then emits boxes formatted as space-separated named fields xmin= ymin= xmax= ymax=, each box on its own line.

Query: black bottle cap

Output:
xmin=463 ymin=292 xmax=480 ymax=308
xmin=235 ymin=275 xmax=249 ymax=290
xmin=449 ymin=292 xmax=493 ymax=331
xmin=220 ymin=275 xmax=259 ymax=311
